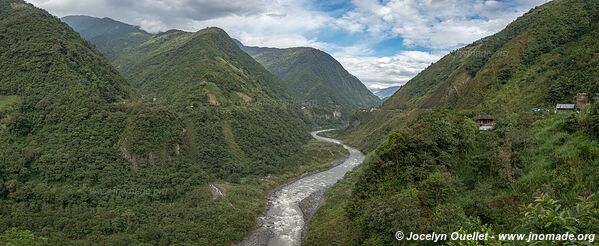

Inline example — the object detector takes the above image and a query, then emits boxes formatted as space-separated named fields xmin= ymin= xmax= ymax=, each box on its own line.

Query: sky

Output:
xmin=29 ymin=0 xmax=551 ymax=90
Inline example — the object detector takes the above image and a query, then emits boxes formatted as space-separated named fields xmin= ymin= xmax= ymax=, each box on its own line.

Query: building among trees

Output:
xmin=474 ymin=115 xmax=496 ymax=131
xmin=555 ymin=104 xmax=576 ymax=113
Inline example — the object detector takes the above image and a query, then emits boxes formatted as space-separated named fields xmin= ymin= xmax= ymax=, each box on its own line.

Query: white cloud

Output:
xmin=187 ymin=0 xmax=332 ymax=48
xmin=328 ymin=0 xmax=551 ymax=88
xmin=29 ymin=0 xmax=268 ymax=32
xmin=334 ymin=49 xmax=446 ymax=89
xmin=28 ymin=0 xmax=332 ymax=49
xmin=29 ymin=0 xmax=552 ymax=89
xmin=334 ymin=0 xmax=552 ymax=49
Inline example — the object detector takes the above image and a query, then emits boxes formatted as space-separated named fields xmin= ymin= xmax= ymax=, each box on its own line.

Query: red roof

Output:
xmin=474 ymin=115 xmax=495 ymax=120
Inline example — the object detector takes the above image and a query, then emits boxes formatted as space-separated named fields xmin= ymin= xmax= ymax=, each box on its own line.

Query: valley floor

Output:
xmin=240 ymin=130 xmax=364 ymax=246
xmin=0 ymin=136 xmax=347 ymax=245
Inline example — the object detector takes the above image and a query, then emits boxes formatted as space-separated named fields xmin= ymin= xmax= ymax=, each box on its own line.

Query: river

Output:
xmin=240 ymin=129 xmax=365 ymax=246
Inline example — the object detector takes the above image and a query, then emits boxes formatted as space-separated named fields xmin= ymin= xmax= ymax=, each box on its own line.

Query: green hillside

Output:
xmin=329 ymin=0 xmax=599 ymax=152
xmin=60 ymin=16 xmax=381 ymax=126
xmin=307 ymin=0 xmax=599 ymax=244
xmin=113 ymin=27 xmax=314 ymax=177
xmin=384 ymin=0 xmax=599 ymax=112
xmin=115 ymin=28 xmax=294 ymax=107
xmin=0 ymin=1 xmax=347 ymax=244
xmin=61 ymin=15 xmax=153 ymax=61
xmin=239 ymin=43 xmax=381 ymax=124
xmin=309 ymin=108 xmax=599 ymax=245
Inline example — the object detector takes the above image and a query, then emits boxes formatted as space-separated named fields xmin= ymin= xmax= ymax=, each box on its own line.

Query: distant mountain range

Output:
xmin=371 ymin=86 xmax=401 ymax=100
xmin=61 ymin=15 xmax=380 ymax=124
xmin=61 ymin=15 xmax=152 ymax=61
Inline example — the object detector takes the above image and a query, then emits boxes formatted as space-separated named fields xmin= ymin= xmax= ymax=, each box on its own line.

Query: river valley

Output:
xmin=240 ymin=130 xmax=365 ymax=246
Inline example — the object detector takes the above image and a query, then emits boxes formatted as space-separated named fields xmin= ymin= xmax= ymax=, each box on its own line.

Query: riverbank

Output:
xmin=236 ymin=155 xmax=350 ymax=246
xmin=238 ymin=130 xmax=365 ymax=246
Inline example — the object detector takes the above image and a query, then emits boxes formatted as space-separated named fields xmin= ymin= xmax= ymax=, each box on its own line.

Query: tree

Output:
xmin=518 ymin=194 xmax=599 ymax=235
xmin=1 ymin=228 xmax=48 ymax=246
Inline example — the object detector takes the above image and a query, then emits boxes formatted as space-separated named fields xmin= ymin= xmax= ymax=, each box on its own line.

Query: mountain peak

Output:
xmin=239 ymin=43 xmax=381 ymax=122
xmin=200 ymin=26 xmax=227 ymax=34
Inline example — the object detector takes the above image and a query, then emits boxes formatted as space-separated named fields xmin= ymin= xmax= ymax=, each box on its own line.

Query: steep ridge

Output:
xmin=239 ymin=43 xmax=381 ymax=123
xmin=115 ymin=28 xmax=293 ymax=107
xmin=0 ymin=0 xmax=136 ymax=185
xmin=0 ymin=1 xmax=315 ymax=244
xmin=384 ymin=0 xmax=599 ymax=112
xmin=372 ymin=86 xmax=401 ymax=100
xmin=334 ymin=0 xmax=599 ymax=151
xmin=60 ymin=16 xmax=381 ymax=125
xmin=61 ymin=15 xmax=153 ymax=61
xmin=306 ymin=0 xmax=599 ymax=244
xmin=113 ymin=28 xmax=311 ymax=179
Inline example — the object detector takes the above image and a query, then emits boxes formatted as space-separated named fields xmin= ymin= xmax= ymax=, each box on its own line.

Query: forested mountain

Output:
xmin=61 ymin=15 xmax=152 ymax=61
xmin=114 ymin=28 xmax=294 ymax=107
xmin=113 ymin=26 xmax=313 ymax=178
xmin=307 ymin=0 xmax=599 ymax=244
xmin=372 ymin=86 xmax=401 ymax=100
xmin=238 ymin=43 xmax=381 ymax=123
xmin=60 ymin=16 xmax=381 ymax=125
xmin=383 ymin=0 xmax=599 ymax=112
xmin=331 ymin=0 xmax=599 ymax=152
xmin=0 ymin=1 xmax=341 ymax=244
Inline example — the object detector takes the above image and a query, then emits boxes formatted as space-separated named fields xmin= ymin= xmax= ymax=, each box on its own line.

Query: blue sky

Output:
xmin=30 ymin=0 xmax=551 ymax=89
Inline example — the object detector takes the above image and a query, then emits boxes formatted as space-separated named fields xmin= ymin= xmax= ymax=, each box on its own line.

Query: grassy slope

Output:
xmin=115 ymin=28 xmax=293 ymax=106
xmin=332 ymin=0 xmax=599 ymax=154
xmin=323 ymin=109 xmax=419 ymax=153
xmin=308 ymin=109 xmax=599 ymax=245
xmin=0 ymin=95 xmax=19 ymax=110
xmin=384 ymin=0 xmax=599 ymax=112
xmin=241 ymin=45 xmax=381 ymax=124
xmin=308 ymin=0 xmax=599 ymax=244
xmin=0 ymin=1 xmax=345 ymax=244
xmin=114 ymin=27 xmax=312 ymax=180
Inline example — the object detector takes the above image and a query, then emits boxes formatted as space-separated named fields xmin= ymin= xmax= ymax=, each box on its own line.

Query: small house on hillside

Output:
xmin=333 ymin=111 xmax=342 ymax=119
xmin=474 ymin=115 xmax=496 ymax=131
xmin=555 ymin=104 xmax=576 ymax=113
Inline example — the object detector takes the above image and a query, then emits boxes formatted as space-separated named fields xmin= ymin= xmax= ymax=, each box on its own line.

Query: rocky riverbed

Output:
xmin=238 ymin=130 xmax=365 ymax=246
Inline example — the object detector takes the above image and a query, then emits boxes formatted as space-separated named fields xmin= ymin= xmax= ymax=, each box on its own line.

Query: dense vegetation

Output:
xmin=60 ymin=17 xmax=381 ymax=126
xmin=308 ymin=0 xmax=599 ymax=244
xmin=239 ymin=43 xmax=381 ymax=125
xmin=61 ymin=15 xmax=153 ymax=61
xmin=0 ymin=1 xmax=349 ymax=244
xmin=115 ymin=28 xmax=294 ymax=107
xmin=308 ymin=107 xmax=599 ymax=245
xmin=113 ymin=27 xmax=315 ymax=180
xmin=328 ymin=0 xmax=599 ymax=153
xmin=384 ymin=0 xmax=599 ymax=112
